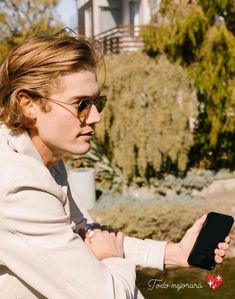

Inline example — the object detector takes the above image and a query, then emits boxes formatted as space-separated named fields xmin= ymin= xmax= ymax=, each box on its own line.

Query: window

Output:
xmin=100 ymin=6 xmax=121 ymax=32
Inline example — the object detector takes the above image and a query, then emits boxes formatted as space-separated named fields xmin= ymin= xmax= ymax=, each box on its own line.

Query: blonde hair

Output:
xmin=0 ymin=29 xmax=102 ymax=133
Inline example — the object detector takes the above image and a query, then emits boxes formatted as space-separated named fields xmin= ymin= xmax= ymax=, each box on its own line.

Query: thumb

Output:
xmin=84 ymin=233 xmax=92 ymax=248
xmin=190 ymin=214 xmax=207 ymax=234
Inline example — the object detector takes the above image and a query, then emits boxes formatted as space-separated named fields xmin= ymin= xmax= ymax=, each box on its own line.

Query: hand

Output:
xmin=84 ymin=229 xmax=124 ymax=261
xmin=165 ymin=214 xmax=231 ymax=267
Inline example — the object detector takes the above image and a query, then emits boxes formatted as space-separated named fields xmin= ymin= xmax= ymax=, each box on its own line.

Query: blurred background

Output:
xmin=1 ymin=0 xmax=235 ymax=297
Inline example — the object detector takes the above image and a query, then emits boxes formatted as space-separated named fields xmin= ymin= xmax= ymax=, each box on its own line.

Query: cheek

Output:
xmin=36 ymin=109 xmax=80 ymax=140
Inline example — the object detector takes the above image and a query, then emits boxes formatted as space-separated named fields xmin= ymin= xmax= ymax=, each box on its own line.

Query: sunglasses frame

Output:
xmin=41 ymin=95 xmax=107 ymax=122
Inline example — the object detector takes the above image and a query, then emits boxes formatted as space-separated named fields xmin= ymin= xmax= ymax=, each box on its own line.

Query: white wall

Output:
xmin=93 ymin=0 xmax=120 ymax=35
xmin=77 ymin=0 xmax=90 ymax=9
xmin=78 ymin=0 xmax=161 ymax=36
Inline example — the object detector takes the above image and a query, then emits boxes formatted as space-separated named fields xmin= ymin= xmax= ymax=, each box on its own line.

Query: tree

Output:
xmin=95 ymin=52 xmax=197 ymax=183
xmin=142 ymin=1 xmax=208 ymax=64
xmin=198 ymin=0 xmax=235 ymax=34
xmin=0 ymin=0 xmax=62 ymax=63
xmin=142 ymin=0 xmax=235 ymax=169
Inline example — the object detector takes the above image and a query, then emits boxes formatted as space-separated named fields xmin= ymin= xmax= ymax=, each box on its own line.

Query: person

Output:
xmin=0 ymin=28 xmax=230 ymax=299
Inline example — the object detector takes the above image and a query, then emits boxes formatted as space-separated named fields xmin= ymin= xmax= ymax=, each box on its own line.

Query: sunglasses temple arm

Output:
xmin=80 ymin=104 xmax=93 ymax=125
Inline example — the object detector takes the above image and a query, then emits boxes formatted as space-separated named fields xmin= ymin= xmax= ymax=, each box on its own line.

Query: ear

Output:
xmin=17 ymin=91 xmax=37 ymax=119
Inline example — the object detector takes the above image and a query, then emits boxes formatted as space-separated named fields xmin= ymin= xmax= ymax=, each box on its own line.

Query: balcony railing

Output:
xmin=95 ymin=25 xmax=144 ymax=54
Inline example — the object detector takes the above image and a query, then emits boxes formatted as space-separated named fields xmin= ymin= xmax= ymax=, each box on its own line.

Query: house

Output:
xmin=77 ymin=0 xmax=161 ymax=54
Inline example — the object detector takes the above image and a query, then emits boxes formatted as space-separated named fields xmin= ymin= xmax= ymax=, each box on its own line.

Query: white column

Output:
xmin=142 ymin=0 xmax=151 ymax=24
xmin=84 ymin=6 xmax=92 ymax=37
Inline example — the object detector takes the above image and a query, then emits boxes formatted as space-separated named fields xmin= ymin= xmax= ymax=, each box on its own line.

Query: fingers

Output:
xmin=87 ymin=227 xmax=122 ymax=243
xmin=215 ymin=255 xmax=223 ymax=263
xmin=85 ymin=228 xmax=124 ymax=260
xmin=214 ymin=248 xmax=226 ymax=257
xmin=214 ymin=248 xmax=225 ymax=264
xmin=101 ymin=230 xmax=110 ymax=237
xmin=116 ymin=231 xmax=124 ymax=242
xmin=214 ymin=236 xmax=231 ymax=256
xmin=109 ymin=231 xmax=117 ymax=238
xmin=84 ymin=232 xmax=92 ymax=247
xmin=88 ymin=229 xmax=95 ymax=241
xmin=214 ymin=236 xmax=231 ymax=264
xmin=218 ymin=242 xmax=229 ymax=250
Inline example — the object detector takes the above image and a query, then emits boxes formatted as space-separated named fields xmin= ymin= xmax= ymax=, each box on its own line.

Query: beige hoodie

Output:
xmin=0 ymin=124 xmax=167 ymax=299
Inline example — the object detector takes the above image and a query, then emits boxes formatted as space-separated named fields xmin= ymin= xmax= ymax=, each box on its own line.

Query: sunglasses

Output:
xmin=42 ymin=95 xmax=107 ymax=121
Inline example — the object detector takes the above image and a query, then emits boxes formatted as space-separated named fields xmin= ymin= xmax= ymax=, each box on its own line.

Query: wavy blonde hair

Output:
xmin=0 ymin=29 xmax=102 ymax=133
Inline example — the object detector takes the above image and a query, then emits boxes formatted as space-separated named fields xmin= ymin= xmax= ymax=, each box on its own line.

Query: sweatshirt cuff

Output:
xmin=124 ymin=236 xmax=167 ymax=270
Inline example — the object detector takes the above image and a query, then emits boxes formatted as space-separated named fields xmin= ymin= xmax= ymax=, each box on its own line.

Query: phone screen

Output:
xmin=187 ymin=212 xmax=234 ymax=270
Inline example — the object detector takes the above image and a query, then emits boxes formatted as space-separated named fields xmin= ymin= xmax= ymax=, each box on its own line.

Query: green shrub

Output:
xmin=95 ymin=52 xmax=197 ymax=183
xmin=91 ymin=202 xmax=202 ymax=242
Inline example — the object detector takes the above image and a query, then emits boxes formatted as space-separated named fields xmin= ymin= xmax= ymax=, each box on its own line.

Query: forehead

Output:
xmin=51 ymin=67 xmax=100 ymax=98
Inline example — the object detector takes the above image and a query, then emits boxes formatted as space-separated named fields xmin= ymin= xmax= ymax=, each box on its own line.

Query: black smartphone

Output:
xmin=187 ymin=212 xmax=234 ymax=270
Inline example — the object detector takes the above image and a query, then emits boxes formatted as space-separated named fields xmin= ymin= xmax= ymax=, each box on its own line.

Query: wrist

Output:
xmin=164 ymin=242 xmax=181 ymax=267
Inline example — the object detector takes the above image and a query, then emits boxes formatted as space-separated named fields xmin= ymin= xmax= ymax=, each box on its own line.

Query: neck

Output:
xmin=29 ymin=130 xmax=60 ymax=168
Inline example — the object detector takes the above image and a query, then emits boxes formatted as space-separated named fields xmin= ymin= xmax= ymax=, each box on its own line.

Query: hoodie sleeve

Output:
xmin=0 ymin=175 xmax=137 ymax=299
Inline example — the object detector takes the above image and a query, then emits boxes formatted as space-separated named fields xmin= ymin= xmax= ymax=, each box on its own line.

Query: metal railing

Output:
xmin=95 ymin=25 xmax=144 ymax=54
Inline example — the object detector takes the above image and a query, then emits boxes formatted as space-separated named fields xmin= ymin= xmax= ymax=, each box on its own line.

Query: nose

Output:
xmin=85 ymin=104 xmax=101 ymax=125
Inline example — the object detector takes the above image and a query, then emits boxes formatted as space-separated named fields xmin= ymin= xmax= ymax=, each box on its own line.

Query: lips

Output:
xmin=77 ymin=131 xmax=93 ymax=137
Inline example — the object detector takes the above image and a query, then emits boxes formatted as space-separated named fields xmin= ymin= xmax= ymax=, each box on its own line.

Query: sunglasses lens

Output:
xmin=95 ymin=96 xmax=107 ymax=113
xmin=78 ymin=99 xmax=89 ymax=112
xmin=77 ymin=100 xmax=90 ymax=118
xmin=77 ymin=96 xmax=107 ymax=118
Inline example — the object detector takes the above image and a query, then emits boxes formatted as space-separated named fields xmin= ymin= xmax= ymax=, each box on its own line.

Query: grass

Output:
xmin=136 ymin=258 xmax=235 ymax=298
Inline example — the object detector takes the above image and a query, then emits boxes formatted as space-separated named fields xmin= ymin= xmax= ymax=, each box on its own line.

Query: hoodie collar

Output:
xmin=0 ymin=123 xmax=44 ymax=164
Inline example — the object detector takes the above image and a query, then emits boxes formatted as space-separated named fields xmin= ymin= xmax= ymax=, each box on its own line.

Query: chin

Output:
xmin=69 ymin=142 xmax=92 ymax=155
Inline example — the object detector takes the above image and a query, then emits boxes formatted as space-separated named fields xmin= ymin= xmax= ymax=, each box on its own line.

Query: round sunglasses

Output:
xmin=42 ymin=95 xmax=107 ymax=121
